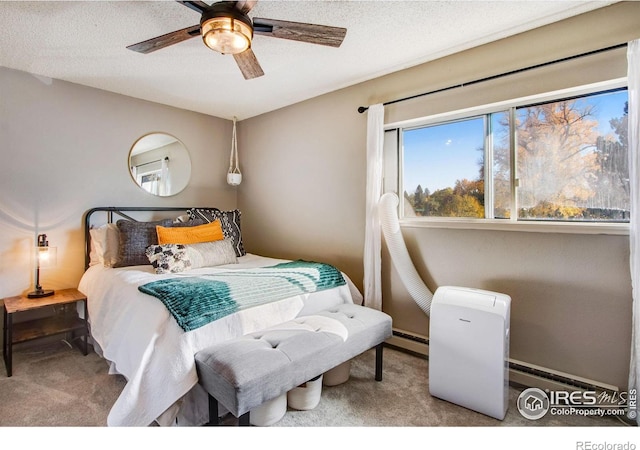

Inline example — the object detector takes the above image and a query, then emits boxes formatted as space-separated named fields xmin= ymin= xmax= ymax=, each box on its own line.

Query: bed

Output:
xmin=79 ymin=206 xmax=362 ymax=427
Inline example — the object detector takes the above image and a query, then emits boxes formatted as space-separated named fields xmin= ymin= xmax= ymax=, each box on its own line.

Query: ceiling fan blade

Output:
xmin=233 ymin=0 xmax=258 ymax=14
xmin=127 ymin=24 xmax=201 ymax=54
xmin=233 ymin=48 xmax=265 ymax=80
xmin=253 ymin=18 xmax=346 ymax=48
xmin=175 ymin=1 xmax=210 ymax=14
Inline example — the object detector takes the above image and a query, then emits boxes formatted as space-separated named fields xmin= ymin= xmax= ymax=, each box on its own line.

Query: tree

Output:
xmin=492 ymin=113 xmax=512 ymax=218
xmin=591 ymin=101 xmax=629 ymax=214
xmin=424 ymin=186 xmax=484 ymax=218
xmin=413 ymin=185 xmax=426 ymax=214
xmin=515 ymin=100 xmax=600 ymax=217
xmin=454 ymin=178 xmax=484 ymax=208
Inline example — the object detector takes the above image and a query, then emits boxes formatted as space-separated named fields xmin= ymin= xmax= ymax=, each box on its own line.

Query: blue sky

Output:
xmin=403 ymin=117 xmax=484 ymax=194
xmin=581 ymin=90 xmax=628 ymax=135
xmin=402 ymin=90 xmax=628 ymax=194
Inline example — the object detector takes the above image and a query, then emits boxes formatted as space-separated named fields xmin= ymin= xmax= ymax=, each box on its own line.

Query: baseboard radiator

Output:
xmin=388 ymin=328 xmax=620 ymax=394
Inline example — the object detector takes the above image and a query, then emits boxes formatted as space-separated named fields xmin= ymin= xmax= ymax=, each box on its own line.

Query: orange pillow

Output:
xmin=156 ymin=220 xmax=224 ymax=245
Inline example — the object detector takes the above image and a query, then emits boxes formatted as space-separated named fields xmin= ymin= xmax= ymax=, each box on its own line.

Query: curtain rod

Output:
xmin=133 ymin=156 xmax=170 ymax=168
xmin=357 ymin=43 xmax=628 ymax=114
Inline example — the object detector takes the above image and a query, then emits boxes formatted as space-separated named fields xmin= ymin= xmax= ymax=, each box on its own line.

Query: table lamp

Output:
xmin=27 ymin=233 xmax=57 ymax=298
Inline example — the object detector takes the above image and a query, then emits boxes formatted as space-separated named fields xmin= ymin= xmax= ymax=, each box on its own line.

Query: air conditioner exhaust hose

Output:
xmin=379 ymin=192 xmax=433 ymax=316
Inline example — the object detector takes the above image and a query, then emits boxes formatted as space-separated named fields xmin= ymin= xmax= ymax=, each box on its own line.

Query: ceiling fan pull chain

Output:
xmin=227 ymin=116 xmax=242 ymax=186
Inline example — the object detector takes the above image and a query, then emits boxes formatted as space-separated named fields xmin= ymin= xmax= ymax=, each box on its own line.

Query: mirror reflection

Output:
xmin=129 ymin=133 xmax=191 ymax=196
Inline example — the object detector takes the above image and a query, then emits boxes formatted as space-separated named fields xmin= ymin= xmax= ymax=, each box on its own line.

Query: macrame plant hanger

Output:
xmin=227 ymin=116 xmax=242 ymax=186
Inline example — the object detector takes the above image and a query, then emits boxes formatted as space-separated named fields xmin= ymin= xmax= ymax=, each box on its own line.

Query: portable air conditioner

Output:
xmin=428 ymin=286 xmax=511 ymax=420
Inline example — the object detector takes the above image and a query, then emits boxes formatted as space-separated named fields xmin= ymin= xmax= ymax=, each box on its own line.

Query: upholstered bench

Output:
xmin=195 ymin=303 xmax=392 ymax=426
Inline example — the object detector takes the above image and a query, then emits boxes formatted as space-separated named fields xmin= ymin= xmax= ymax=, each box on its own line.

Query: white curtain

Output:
xmin=363 ymin=103 xmax=385 ymax=310
xmin=159 ymin=157 xmax=170 ymax=196
xmin=628 ymin=39 xmax=640 ymax=425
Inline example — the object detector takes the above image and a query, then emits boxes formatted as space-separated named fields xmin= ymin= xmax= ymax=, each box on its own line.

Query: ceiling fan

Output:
xmin=127 ymin=0 xmax=347 ymax=80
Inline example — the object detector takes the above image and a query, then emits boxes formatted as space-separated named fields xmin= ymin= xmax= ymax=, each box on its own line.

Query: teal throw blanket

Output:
xmin=138 ymin=260 xmax=346 ymax=331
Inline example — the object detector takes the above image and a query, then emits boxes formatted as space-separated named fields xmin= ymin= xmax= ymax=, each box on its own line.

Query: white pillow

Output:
xmin=89 ymin=223 xmax=120 ymax=267
xmin=88 ymin=232 xmax=100 ymax=266
xmin=186 ymin=239 xmax=237 ymax=268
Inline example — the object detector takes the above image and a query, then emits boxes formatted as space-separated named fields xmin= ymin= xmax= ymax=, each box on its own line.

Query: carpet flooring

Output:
xmin=0 ymin=338 xmax=631 ymax=429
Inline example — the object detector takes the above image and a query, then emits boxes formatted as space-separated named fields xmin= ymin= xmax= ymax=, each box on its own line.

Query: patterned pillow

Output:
xmin=145 ymin=239 xmax=237 ymax=274
xmin=172 ymin=218 xmax=205 ymax=227
xmin=187 ymin=208 xmax=245 ymax=257
xmin=146 ymin=244 xmax=191 ymax=274
xmin=114 ymin=219 xmax=173 ymax=267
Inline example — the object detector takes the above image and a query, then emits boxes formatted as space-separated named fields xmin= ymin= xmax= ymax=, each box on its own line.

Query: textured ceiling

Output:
xmin=0 ymin=1 xmax=615 ymax=119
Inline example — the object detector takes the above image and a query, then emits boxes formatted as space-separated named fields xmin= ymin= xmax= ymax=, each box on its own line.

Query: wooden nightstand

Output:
xmin=2 ymin=288 xmax=88 ymax=377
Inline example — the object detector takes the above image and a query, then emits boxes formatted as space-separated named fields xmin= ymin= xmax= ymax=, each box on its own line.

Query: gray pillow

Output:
xmin=114 ymin=219 xmax=173 ymax=267
xmin=186 ymin=239 xmax=237 ymax=269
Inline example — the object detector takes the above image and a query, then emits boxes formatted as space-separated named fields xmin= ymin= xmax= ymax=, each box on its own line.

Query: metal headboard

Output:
xmin=83 ymin=206 xmax=214 ymax=270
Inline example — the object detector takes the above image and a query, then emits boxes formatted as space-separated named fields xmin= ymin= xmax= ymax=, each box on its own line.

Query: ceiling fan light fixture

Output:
xmin=201 ymin=8 xmax=253 ymax=55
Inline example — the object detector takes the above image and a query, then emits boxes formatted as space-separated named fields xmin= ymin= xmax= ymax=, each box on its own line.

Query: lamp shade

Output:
xmin=28 ymin=234 xmax=56 ymax=298
xmin=36 ymin=245 xmax=57 ymax=268
xmin=200 ymin=7 xmax=253 ymax=55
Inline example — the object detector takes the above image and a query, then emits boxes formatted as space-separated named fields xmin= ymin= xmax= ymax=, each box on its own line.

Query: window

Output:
xmin=398 ymin=87 xmax=629 ymax=224
xmin=132 ymin=158 xmax=169 ymax=196
xmin=403 ymin=117 xmax=486 ymax=218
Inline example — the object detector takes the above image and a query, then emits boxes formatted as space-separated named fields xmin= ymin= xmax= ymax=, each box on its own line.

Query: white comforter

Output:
xmin=78 ymin=254 xmax=361 ymax=426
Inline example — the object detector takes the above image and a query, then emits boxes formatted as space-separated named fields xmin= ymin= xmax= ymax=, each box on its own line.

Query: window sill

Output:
xmin=399 ymin=218 xmax=629 ymax=236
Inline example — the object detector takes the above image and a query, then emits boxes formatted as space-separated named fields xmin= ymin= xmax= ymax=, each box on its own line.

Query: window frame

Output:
xmin=386 ymin=78 xmax=630 ymax=236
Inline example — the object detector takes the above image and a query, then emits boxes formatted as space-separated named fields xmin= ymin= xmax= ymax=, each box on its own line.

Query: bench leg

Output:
xmin=207 ymin=394 xmax=221 ymax=426
xmin=207 ymin=394 xmax=250 ymax=426
xmin=238 ymin=412 xmax=250 ymax=426
xmin=375 ymin=343 xmax=383 ymax=381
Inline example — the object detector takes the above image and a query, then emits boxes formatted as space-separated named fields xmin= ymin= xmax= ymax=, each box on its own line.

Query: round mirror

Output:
xmin=129 ymin=133 xmax=191 ymax=196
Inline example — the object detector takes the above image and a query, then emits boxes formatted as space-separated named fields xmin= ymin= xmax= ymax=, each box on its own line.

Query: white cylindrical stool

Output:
xmin=323 ymin=360 xmax=351 ymax=386
xmin=250 ymin=392 xmax=287 ymax=426
xmin=287 ymin=374 xmax=323 ymax=410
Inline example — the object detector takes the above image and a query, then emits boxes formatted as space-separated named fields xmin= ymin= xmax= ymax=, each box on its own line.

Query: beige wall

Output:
xmin=0 ymin=67 xmax=236 ymax=299
xmin=239 ymin=2 xmax=640 ymax=389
